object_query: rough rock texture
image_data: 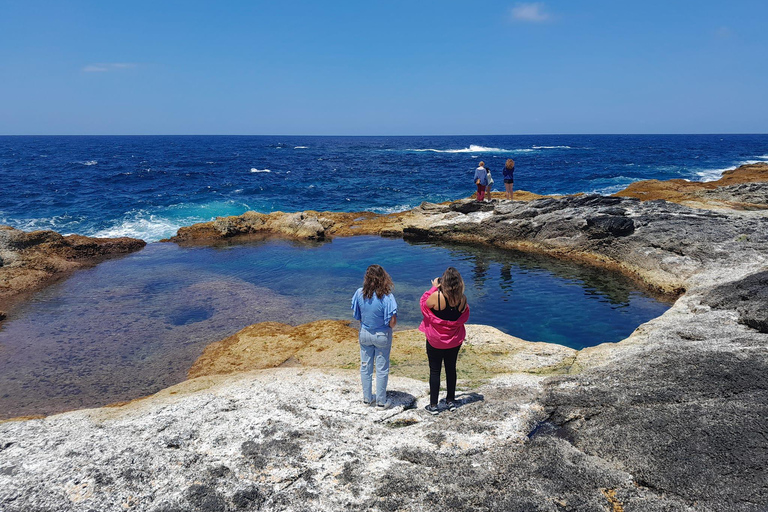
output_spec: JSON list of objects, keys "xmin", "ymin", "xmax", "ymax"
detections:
[
  {"xmin": 188, "ymin": 321, "xmax": 577, "ymax": 382},
  {"xmin": 401, "ymin": 193, "xmax": 768, "ymax": 295},
  {"xmin": 0, "ymin": 226, "xmax": 146, "ymax": 323},
  {"xmin": 700, "ymin": 270, "xmax": 768, "ymax": 333},
  {"xmin": 164, "ymin": 190, "xmax": 550, "ymax": 245},
  {"xmin": 2, "ymin": 165, "xmax": 768, "ymax": 510},
  {"xmin": 615, "ymin": 162, "xmax": 768, "ymax": 210}
]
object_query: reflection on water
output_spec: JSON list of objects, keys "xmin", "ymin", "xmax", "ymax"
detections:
[{"xmin": 0, "ymin": 236, "xmax": 672, "ymax": 419}]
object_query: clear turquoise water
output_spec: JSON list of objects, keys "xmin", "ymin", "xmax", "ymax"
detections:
[{"xmin": 0, "ymin": 236, "xmax": 671, "ymax": 419}]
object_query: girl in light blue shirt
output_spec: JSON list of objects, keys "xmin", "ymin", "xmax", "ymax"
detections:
[{"xmin": 351, "ymin": 264, "xmax": 397, "ymax": 408}]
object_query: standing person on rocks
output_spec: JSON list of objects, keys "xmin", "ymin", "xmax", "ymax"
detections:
[
  {"xmin": 351, "ymin": 264, "xmax": 398, "ymax": 409},
  {"xmin": 503, "ymin": 159, "xmax": 515, "ymax": 200},
  {"xmin": 419, "ymin": 267, "xmax": 470, "ymax": 415},
  {"xmin": 474, "ymin": 161, "xmax": 489, "ymax": 202},
  {"xmin": 485, "ymin": 164, "xmax": 494, "ymax": 200}
]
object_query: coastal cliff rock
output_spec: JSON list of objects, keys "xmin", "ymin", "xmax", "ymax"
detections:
[
  {"xmin": 2, "ymin": 164, "xmax": 768, "ymax": 511},
  {"xmin": 615, "ymin": 162, "xmax": 768, "ymax": 210},
  {"xmin": 2, "ymin": 284, "xmax": 766, "ymax": 511},
  {"xmin": 0, "ymin": 226, "xmax": 146, "ymax": 323}
]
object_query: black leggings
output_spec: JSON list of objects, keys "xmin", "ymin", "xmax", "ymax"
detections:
[{"xmin": 426, "ymin": 340, "xmax": 461, "ymax": 405}]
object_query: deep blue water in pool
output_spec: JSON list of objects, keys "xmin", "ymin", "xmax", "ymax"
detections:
[{"xmin": 0, "ymin": 236, "xmax": 671, "ymax": 419}]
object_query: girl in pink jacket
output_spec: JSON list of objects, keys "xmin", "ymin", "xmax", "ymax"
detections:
[{"xmin": 418, "ymin": 267, "xmax": 470, "ymax": 415}]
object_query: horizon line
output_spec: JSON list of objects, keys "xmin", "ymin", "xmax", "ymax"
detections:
[{"xmin": 1, "ymin": 132, "xmax": 767, "ymax": 137}]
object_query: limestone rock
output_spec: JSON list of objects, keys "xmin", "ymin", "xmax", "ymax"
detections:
[{"xmin": 701, "ymin": 270, "xmax": 768, "ymax": 333}]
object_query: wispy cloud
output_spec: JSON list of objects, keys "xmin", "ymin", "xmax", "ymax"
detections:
[
  {"xmin": 82, "ymin": 63, "xmax": 137, "ymax": 73},
  {"xmin": 510, "ymin": 2, "xmax": 551, "ymax": 23},
  {"xmin": 715, "ymin": 26, "xmax": 732, "ymax": 39}
]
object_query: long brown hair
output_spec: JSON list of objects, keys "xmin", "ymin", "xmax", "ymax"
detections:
[
  {"xmin": 505, "ymin": 159, "xmax": 515, "ymax": 171},
  {"xmin": 440, "ymin": 267, "xmax": 465, "ymax": 307},
  {"xmin": 362, "ymin": 264, "xmax": 394, "ymax": 300}
]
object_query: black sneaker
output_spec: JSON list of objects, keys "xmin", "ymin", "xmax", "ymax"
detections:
[
  {"xmin": 425, "ymin": 404, "xmax": 439, "ymax": 415},
  {"xmin": 446, "ymin": 401, "xmax": 458, "ymax": 412}
]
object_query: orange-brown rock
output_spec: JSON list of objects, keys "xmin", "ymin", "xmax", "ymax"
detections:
[
  {"xmin": 0, "ymin": 226, "xmax": 146, "ymax": 322},
  {"xmin": 165, "ymin": 190, "xmax": 548, "ymax": 244},
  {"xmin": 188, "ymin": 319, "xmax": 576, "ymax": 382},
  {"xmin": 614, "ymin": 162, "xmax": 768, "ymax": 209},
  {"xmin": 187, "ymin": 320, "xmax": 360, "ymax": 378}
]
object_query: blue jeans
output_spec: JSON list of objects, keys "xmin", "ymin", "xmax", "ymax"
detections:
[{"xmin": 359, "ymin": 327, "xmax": 392, "ymax": 405}]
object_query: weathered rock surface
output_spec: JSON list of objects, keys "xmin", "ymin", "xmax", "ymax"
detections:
[
  {"xmin": 2, "ymin": 164, "xmax": 768, "ymax": 511},
  {"xmin": 0, "ymin": 226, "xmax": 146, "ymax": 323},
  {"xmin": 189, "ymin": 321, "xmax": 577, "ymax": 382},
  {"xmin": 615, "ymin": 162, "xmax": 768, "ymax": 210}
]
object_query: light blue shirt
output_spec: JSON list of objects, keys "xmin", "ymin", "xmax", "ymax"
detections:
[
  {"xmin": 351, "ymin": 287, "xmax": 397, "ymax": 332},
  {"xmin": 474, "ymin": 166, "xmax": 488, "ymax": 186}
]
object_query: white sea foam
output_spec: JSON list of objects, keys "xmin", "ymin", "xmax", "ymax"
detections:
[
  {"xmin": 756, "ymin": 155, "xmax": 768, "ymax": 160},
  {"xmin": 692, "ymin": 159, "xmax": 765, "ymax": 182},
  {"xmin": 92, "ymin": 201, "xmax": 253, "ymax": 242},
  {"xmin": 585, "ymin": 176, "xmax": 642, "ymax": 195},
  {"xmin": 694, "ymin": 168, "xmax": 727, "ymax": 182},
  {"xmin": 294, "ymin": 146, "xmax": 308, "ymax": 149},
  {"xmin": 0, "ymin": 214, "xmax": 85, "ymax": 234},
  {"xmin": 368, "ymin": 204, "xmax": 415, "ymax": 215},
  {"xmin": 250, "ymin": 168, "xmax": 271, "ymax": 173},
  {"xmin": 78, "ymin": 160, "xmax": 98, "ymax": 166},
  {"xmin": 406, "ymin": 144, "xmax": 571, "ymax": 154},
  {"xmin": 93, "ymin": 216, "xmax": 183, "ymax": 242},
  {"xmin": 408, "ymin": 145, "xmax": 509, "ymax": 153}
]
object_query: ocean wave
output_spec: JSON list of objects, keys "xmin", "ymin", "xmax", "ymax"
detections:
[
  {"xmin": 76, "ymin": 160, "xmax": 98, "ymax": 166},
  {"xmin": 368, "ymin": 203, "xmax": 417, "ymax": 215},
  {"xmin": 92, "ymin": 216, "xmax": 183, "ymax": 242},
  {"xmin": 405, "ymin": 145, "xmax": 569, "ymax": 154},
  {"xmin": 755, "ymin": 155, "xmax": 768, "ymax": 160},
  {"xmin": 294, "ymin": 146, "xmax": 308, "ymax": 149},
  {"xmin": 92, "ymin": 201, "xmax": 253, "ymax": 242},
  {"xmin": 693, "ymin": 162, "xmax": 750, "ymax": 182},
  {"xmin": 0, "ymin": 213, "xmax": 87, "ymax": 234},
  {"xmin": 407, "ymin": 145, "xmax": 510, "ymax": 153},
  {"xmin": 251, "ymin": 168, "xmax": 271, "ymax": 173},
  {"xmin": 584, "ymin": 176, "xmax": 642, "ymax": 195}
]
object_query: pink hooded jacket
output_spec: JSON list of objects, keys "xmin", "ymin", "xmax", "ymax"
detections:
[{"xmin": 418, "ymin": 286, "xmax": 470, "ymax": 349}]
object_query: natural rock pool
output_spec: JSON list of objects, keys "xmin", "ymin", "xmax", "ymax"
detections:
[{"xmin": 0, "ymin": 236, "xmax": 671, "ymax": 419}]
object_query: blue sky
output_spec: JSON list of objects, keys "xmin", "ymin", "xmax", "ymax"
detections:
[{"xmin": 1, "ymin": 0, "xmax": 766, "ymax": 135}]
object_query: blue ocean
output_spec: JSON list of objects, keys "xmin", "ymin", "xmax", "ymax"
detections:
[
  {"xmin": 1, "ymin": 134, "xmax": 767, "ymax": 418},
  {"xmin": 2, "ymin": 135, "xmax": 767, "ymax": 242}
]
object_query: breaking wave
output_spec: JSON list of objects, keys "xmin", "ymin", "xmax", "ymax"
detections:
[{"xmin": 407, "ymin": 145, "xmax": 510, "ymax": 153}]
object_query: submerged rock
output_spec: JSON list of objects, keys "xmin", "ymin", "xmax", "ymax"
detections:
[{"xmin": 0, "ymin": 226, "xmax": 146, "ymax": 323}]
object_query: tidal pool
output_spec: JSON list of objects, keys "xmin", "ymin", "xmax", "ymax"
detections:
[{"xmin": 0, "ymin": 236, "xmax": 672, "ymax": 419}]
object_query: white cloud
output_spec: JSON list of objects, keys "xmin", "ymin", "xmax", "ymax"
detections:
[
  {"xmin": 82, "ymin": 63, "xmax": 137, "ymax": 73},
  {"xmin": 510, "ymin": 2, "xmax": 550, "ymax": 23}
]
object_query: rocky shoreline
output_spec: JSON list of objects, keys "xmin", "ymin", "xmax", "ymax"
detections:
[
  {"xmin": 1, "ymin": 164, "xmax": 767, "ymax": 511},
  {"xmin": 0, "ymin": 227, "xmax": 146, "ymax": 325}
]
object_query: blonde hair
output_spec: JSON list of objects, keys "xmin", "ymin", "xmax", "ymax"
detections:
[
  {"xmin": 505, "ymin": 159, "xmax": 515, "ymax": 170},
  {"xmin": 478, "ymin": 161, "xmax": 485, "ymax": 167}
]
